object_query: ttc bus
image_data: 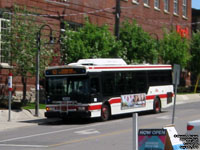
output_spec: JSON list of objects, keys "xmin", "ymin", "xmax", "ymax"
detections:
[{"xmin": 44, "ymin": 58, "xmax": 174, "ymax": 121}]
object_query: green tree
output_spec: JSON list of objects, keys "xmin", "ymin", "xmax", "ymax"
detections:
[
  {"xmin": 159, "ymin": 31, "xmax": 190, "ymax": 67},
  {"xmin": 3, "ymin": 6, "xmax": 54, "ymax": 102},
  {"xmin": 119, "ymin": 20, "xmax": 158, "ymax": 64},
  {"xmin": 190, "ymin": 31, "xmax": 200, "ymax": 93},
  {"xmin": 60, "ymin": 20, "xmax": 122, "ymax": 64}
]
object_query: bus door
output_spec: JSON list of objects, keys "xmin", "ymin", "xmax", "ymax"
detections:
[{"xmin": 90, "ymin": 76, "xmax": 102, "ymax": 103}]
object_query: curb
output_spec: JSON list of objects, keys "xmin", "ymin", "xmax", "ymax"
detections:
[
  {"xmin": 176, "ymin": 94, "xmax": 200, "ymax": 102},
  {"xmin": 0, "ymin": 109, "xmax": 45, "ymax": 122}
]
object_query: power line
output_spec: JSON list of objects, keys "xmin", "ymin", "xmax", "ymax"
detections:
[{"xmin": 3, "ymin": 0, "xmax": 200, "ymax": 29}]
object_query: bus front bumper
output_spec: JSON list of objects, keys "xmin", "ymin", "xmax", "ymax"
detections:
[{"xmin": 45, "ymin": 111, "xmax": 91, "ymax": 119}]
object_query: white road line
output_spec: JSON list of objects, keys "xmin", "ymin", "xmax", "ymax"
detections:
[
  {"xmin": 0, "ymin": 144, "xmax": 48, "ymax": 148},
  {"xmin": 0, "ymin": 119, "xmax": 123, "ymax": 143},
  {"xmin": 156, "ymin": 115, "xmax": 171, "ymax": 120},
  {"xmin": 74, "ymin": 129, "xmax": 100, "ymax": 135}
]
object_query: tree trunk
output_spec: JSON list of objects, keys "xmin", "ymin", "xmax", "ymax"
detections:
[
  {"xmin": 21, "ymin": 76, "xmax": 27, "ymax": 105},
  {"xmin": 194, "ymin": 74, "xmax": 200, "ymax": 93}
]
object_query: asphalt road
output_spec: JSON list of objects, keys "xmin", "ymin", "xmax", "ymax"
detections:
[{"xmin": 0, "ymin": 99, "xmax": 199, "ymax": 150}]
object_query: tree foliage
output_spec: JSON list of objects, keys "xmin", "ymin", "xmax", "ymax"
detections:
[
  {"xmin": 159, "ymin": 31, "xmax": 190, "ymax": 68},
  {"xmin": 3, "ymin": 6, "xmax": 54, "ymax": 101},
  {"xmin": 60, "ymin": 21, "xmax": 122, "ymax": 64},
  {"xmin": 190, "ymin": 31, "xmax": 200, "ymax": 75},
  {"xmin": 190, "ymin": 31, "xmax": 200, "ymax": 93},
  {"xmin": 119, "ymin": 20, "xmax": 158, "ymax": 64}
]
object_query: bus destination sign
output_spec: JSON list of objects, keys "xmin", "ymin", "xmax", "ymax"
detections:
[{"xmin": 46, "ymin": 68, "xmax": 86, "ymax": 75}]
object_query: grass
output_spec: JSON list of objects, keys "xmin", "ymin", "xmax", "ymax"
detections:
[{"xmin": 22, "ymin": 103, "xmax": 46, "ymax": 109}]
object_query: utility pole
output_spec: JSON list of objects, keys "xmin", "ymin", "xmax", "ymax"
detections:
[{"xmin": 114, "ymin": 0, "xmax": 121, "ymax": 40}]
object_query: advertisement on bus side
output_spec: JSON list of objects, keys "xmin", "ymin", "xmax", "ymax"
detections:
[{"xmin": 121, "ymin": 93, "xmax": 146, "ymax": 110}]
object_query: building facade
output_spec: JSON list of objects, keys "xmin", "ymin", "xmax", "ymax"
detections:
[{"xmin": 0, "ymin": 0, "xmax": 192, "ymax": 102}]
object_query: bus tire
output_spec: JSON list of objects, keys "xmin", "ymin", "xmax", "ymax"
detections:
[
  {"xmin": 101, "ymin": 104, "xmax": 111, "ymax": 121},
  {"xmin": 153, "ymin": 97, "xmax": 161, "ymax": 113}
]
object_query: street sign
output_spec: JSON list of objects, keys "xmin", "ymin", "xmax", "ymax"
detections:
[
  {"xmin": 164, "ymin": 126, "xmax": 185, "ymax": 150},
  {"xmin": 138, "ymin": 129, "xmax": 167, "ymax": 150},
  {"xmin": 173, "ymin": 64, "xmax": 181, "ymax": 85},
  {"xmin": 8, "ymin": 72, "xmax": 12, "ymax": 91}
]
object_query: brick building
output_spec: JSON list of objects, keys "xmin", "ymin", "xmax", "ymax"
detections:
[{"xmin": 0, "ymin": 0, "xmax": 192, "ymax": 102}]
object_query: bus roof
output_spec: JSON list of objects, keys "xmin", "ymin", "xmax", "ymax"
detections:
[
  {"xmin": 68, "ymin": 58, "xmax": 127, "ymax": 66},
  {"xmin": 45, "ymin": 59, "xmax": 172, "ymax": 74}
]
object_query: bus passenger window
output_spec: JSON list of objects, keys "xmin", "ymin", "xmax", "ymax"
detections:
[
  {"xmin": 102, "ymin": 73, "xmax": 114, "ymax": 96},
  {"xmin": 90, "ymin": 78, "xmax": 100, "ymax": 93}
]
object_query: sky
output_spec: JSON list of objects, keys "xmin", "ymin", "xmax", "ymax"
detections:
[{"xmin": 192, "ymin": 0, "xmax": 200, "ymax": 9}]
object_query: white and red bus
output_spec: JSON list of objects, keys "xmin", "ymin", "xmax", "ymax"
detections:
[{"xmin": 44, "ymin": 58, "xmax": 174, "ymax": 121}]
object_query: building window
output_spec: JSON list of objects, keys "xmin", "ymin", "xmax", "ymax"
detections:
[
  {"xmin": 143, "ymin": 0, "xmax": 149, "ymax": 6},
  {"xmin": 0, "ymin": 11, "xmax": 10, "ymax": 63},
  {"xmin": 182, "ymin": 0, "xmax": 187, "ymax": 17},
  {"xmin": 174, "ymin": 0, "xmax": 179, "ymax": 15},
  {"xmin": 154, "ymin": 0, "xmax": 160, "ymax": 9},
  {"xmin": 164, "ymin": 0, "xmax": 169, "ymax": 12}
]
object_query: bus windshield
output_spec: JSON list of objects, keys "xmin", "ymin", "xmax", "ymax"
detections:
[{"xmin": 46, "ymin": 76, "xmax": 90, "ymax": 103}]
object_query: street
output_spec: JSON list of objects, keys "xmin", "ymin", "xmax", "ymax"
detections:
[{"xmin": 0, "ymin": 99, "xmax": 199, "ymax": 150}]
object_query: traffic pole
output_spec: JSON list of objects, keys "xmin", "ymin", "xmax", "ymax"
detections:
[
  {"xmin": 8, "ymin": 72, "xmax": 12, "ymax": 122},
  {"xmin": 114, "ymin": 0, "xmax": 121, "ymax": 40},
  {"xmin": 133, "ymin": 113, "xmax": 138, "ymax": 150}
]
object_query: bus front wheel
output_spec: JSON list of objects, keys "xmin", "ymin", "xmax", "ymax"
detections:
[
  {"xmin": 153, "ymin": 98, "xmax": 161, "ymax": 113},
  {"xmin": 101, "ymin": 104, "xmax": 111, "ymax": 121}
]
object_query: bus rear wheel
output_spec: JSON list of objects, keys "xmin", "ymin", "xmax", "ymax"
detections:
[
  {"xmin": 101, "ymin": 104, "xmax": 110, "ymax": 121},
  {"xmin": 153, "ymin": 98, "xmax": 161, "ymax": 113}
]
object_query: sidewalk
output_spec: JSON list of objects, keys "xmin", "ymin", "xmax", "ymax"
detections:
[
  {"xmin": 0, "ymin": 109, "xmax": 46, "ymax": 131},
  {"xmin": 0, "ymin": 94, "xmax": 199, "ymax": 131}
]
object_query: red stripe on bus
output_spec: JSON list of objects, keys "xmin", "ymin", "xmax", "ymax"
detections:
[
  {"xmin": 109, "ymin": 98, "xmax": 121, "ymax": 104},
  {"xmin": 146, "ymin": 94, "xmax": 169, "ymax": 100},
  {"xmin": 87, "ymin": 93, "xmax": 173, "ymax": 111},
  {"xmin": 146, "ymin": 95, "xmax": 155, "ymax": 100},
  {"xmin": 89, "ymin": 66, "xmax": 172, "ymax": 70},
  {"xmin": 88, "ymin": 105, "xmax": 102, "ymax": 110}
]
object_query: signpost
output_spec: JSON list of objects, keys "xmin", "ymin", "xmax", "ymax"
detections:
[
  {"xmin": 133, "ymin": 113, "xmax": 138, "ymax": 150},
  {"xmin": 172, "ymin": 64, "xmax": 181, "ymax": 124},
  {"xmin": 8, "ymin": 72, "xmax": 12, "ymax": 122}
]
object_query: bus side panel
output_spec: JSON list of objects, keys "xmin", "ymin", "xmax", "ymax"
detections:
[
  {"xmin": 147, "ymin": 85, "xmax": 174, "ymax": 109},
  {"xmin": 88, "ymin": 103, "xmax": 102, "ymax": 118},
  {"xmin": 109, "ymin": 98, "xmax": 154, "ymax": 115},
  {"xmin": 109, "ymin": 85, "xmax": 174, "ymax": 116}
]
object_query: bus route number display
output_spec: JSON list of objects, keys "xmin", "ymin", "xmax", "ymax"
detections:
[{"xmin": 46, "ymin": 68, "xmax": 86, "ymax": 75}]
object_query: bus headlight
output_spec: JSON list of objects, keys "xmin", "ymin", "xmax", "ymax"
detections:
[{"xmin": 46, "ymin": 107, "xmax": 51, "ymax": 111}]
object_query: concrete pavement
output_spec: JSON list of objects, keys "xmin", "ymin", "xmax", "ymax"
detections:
[
  {"xmin": 0, "ymin": 109, "xmax": 46, "ymax": 131},
  {"xmin": 0, "ymin": 94, "xmax": 199, "ymax": 132}
]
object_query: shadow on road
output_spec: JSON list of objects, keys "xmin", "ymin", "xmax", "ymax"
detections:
[{"xmin": 19, "ymin": 109, "xmax": 169, "ymax": 127}]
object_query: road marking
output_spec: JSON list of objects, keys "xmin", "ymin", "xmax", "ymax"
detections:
[
  {"xmin": 0, "ymin": 119, "xmax": 123, "ymax": 143},
  {"xmin": 0, "ymin": 144, "xmax": 48, "ymax": 148},
  {"xmin": 49, "ymin": 128, "xmax": 131, "ymax": 147},
  {"xmin": 74, "ymin": 129, "xmax": 100, "ymax": 135},
  {"xmin": 156, "ymin": 115, "xmax": 171, "ymax": 120}
]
